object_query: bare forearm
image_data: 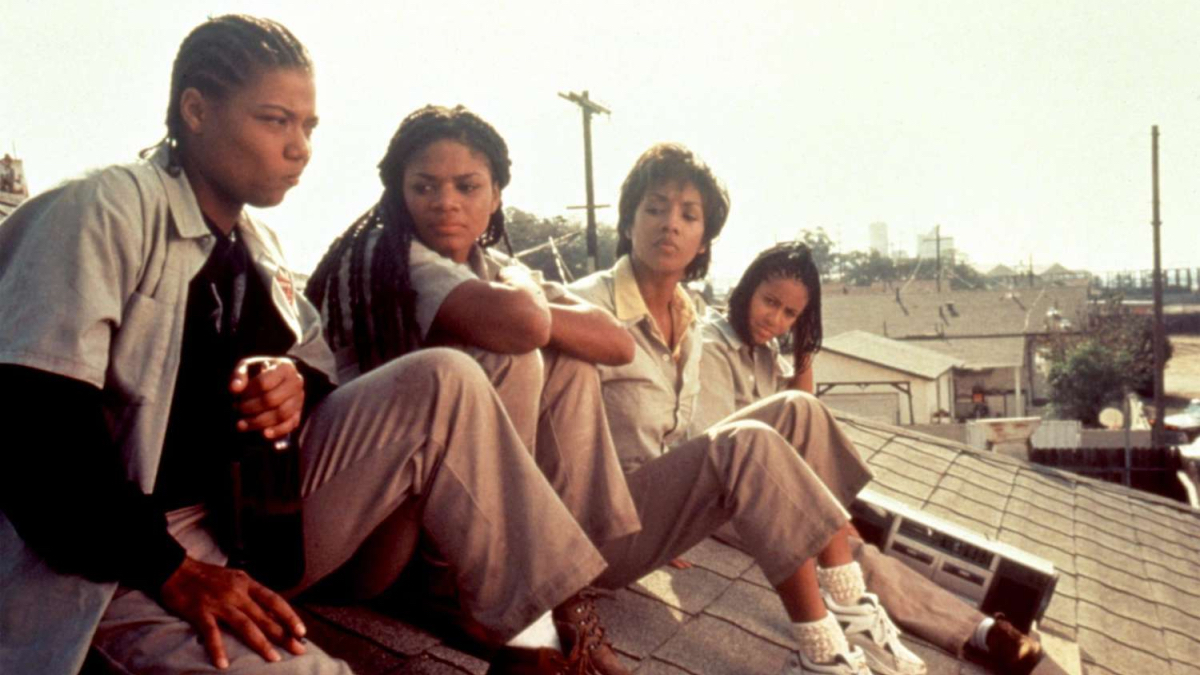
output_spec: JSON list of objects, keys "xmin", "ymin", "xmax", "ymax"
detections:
[
  {"xmin": 789, "ymin": 361, "xmax": 815, "ymax": 394},
  {"xmin": 433, "ymin": 279, "xmax": 552, "ymax": 353},
  {"xmin": 548, "ymin": 303, "xmax": 636, "ymax": 365}
]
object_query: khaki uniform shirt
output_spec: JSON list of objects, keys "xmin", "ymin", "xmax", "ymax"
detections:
[
  {"xmin": 328, "ymin": 236, "xmax": 566, "ymax": 381},
  {"xmin": 0, "ymin": 148, "xmax": 336, "ymax": 675},
  {"xmin": 691, "ymin": 309, "xmax": 794, "ymax": 435},
  {"xmin": 408, "ymin": 240, "xmax": 566, "ymax": 339},
  {"xmin": 568, "ymin": 256, "xmax": 701, "ymax": 473}
]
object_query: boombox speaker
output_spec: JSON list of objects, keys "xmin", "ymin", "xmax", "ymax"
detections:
[{"xmin": 850, "ymin": 489, "xmax": 1058, "ymax": 632}]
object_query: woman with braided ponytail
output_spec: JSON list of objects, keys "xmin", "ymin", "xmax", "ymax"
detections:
[
  {"xmin": 308, "ymin": 105, "xmax": 641, "ymax": 553},
  {"xmin": 694, "ymin": 244, "xmax": 1045, "ymax": 675},
  {"xmin": 0, "ymin": 17, "xmax": 631, "ymax": 675}
]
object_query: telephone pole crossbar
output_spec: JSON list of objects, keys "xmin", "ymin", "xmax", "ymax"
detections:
[{"xmin": 559, "ymin": 90, "xmax": 610, "ymax": 273}]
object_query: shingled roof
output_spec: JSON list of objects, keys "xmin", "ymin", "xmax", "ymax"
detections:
[
  {"xmin": 823, "ymin": 330, "xmax": 963, "ymax": 379},
  {"xmin": 294, "ymin": 412, "xmax": 1199, "ymax": 675},
  {"xmin": 822, "ymin": 286, "xmax": 1090, "ymax": 339},
  {"xmin": 904, "ymin": 336, "xmax": 1027, "ymax": 370}
]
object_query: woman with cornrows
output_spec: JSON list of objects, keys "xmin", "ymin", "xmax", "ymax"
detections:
[
  {"xmin": 0, "ymin": 17, "xmax": 629, "ymax": 675},
  {"xmin": 308, "ymin": 105, "xmax": 640, "ymax": 554}
]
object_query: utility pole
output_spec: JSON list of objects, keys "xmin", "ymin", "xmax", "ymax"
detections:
[
  {"xmin": 559, "ymin": 90, "xmax": 610, "ymax": 273},
  {"xmin": 935, "ymin": 224, "xmax": 942, "ymax": 293},
  {"xmin": 1151, "ymin": 125, "xmax": 1166, "ymax": 449}
]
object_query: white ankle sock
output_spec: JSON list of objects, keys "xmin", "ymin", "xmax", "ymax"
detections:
[
  {"xmin": 506, "ymin": 611, "xmax": 562, "ymax": 651},
  {"xmin": 792, "ymin": 611, "xmax": 850, "ymax": 664},
  {"xmin": 817, "ymin": 561, "xmax": 867, "ymax": 606},
  {"xmin": 970, "ymin": 617, "xmax": 996, "ymax": 651}
]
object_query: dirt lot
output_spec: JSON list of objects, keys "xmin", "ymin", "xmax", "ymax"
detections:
[{"xmin": 1165, "ymin": 334, "xmax": 1200, "ymax": 411}]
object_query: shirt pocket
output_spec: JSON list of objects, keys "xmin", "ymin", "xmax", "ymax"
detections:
[{"xmin": 106, "ymin": 290, "xmax": 176, "ymax": 407}]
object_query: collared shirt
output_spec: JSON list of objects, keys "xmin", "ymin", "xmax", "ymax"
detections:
[
  {"xmin": 327, "ymin": 235, "xmax": 568, "ymax": 382},
  {"xmin": 691, "ymin": 309, "xmax": 794, "ymax": 435},
  {"xmin": 0, "ymin": 148, "xmax": 337, "ymax": 675},
  {"xmin": 569, "ymin": 256, "xmax": 702, "ymax": 473},
  {"xmin": 408, "ymin": 239, "xmax": 566, "ymax": 340}
]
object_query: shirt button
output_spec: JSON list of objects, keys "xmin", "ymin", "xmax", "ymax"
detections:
[{"xmin": 662, "ymin": 354, "xmax": 670, "ymax": 362}]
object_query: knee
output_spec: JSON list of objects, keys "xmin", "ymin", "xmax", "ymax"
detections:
[
  {"xmin": 377, "ymin": 348, "xmax": 492, "ymax": 393},
  {"xmin": 470, "ymin": 347, "xmax": 544, "ymax": 390},
  {"xmin": 779, "ymin": 389, "xmax": 834, "ymax": 421},
  {"xmin": 711, "ymin": 420, "xmax": 794, "ymax": 465},
  {"xmin": 542, "ymin": 349, "xmax": 601, "ymax": 388}
]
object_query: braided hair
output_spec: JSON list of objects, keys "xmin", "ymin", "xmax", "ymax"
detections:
[
  {"xmin": 306, "ymin": 105, "xmax": 512, "ymax": 374},
  {"xmin": 727, "ymin": 241, "xmax": 823, "ymax": 370},
  {"xmin": 142, "ymin": 14, "xmax": 312, "ymax": 173},
  {"xmin": 615, "ymin": 143, "xmax": 730, "ymax": 281}
]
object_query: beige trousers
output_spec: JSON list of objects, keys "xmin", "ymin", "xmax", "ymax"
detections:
[
  {"xmin": 706, "ymin": 391, "xmax": 980, "ymax": 653},
  {"xmin": 597, "ymin": 419, "xmax": 856, "ymax": 589},
  {"xmin": 468, "ymin": 348, "xmax": 640, "ymax": 547},
  {"xmin": 91, "ymin": 349, "xmax": 607, "ymax": 674}
]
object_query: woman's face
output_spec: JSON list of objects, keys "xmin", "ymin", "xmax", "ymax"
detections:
[
  {"xmin": 403, "ymin": 138, "xmax": 501, "ymax": 263},
  {"xmin": 183, "ymin": 67, "xmax": 317, "ymax": 214},
  {"xmin": 746, "ymin": 276, "xmax": 810, "ymax": 346},
  {"xmin": 627, "ymin": 180, "xmax": 706, "ymax": 279}
]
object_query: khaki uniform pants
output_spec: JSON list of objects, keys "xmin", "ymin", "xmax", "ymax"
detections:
[
  {"xmin": 708, "ymin": 391, "xmax": 980, "ymax": 653},
  {"xmin": 90, "ymin": 349, "xmax": 607, "ymax": 674},
  {"xmin": 469, "ymin": 348, "xmax": 640, "ymax": 546}
]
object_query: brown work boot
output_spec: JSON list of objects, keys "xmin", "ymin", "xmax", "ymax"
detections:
[
  {"xmin": 985, "ymin": 615, "xmax": 1043, "ymax": 675},
  {"xmin": 552, "ymin": 590, "xmax": 631, "ymax": 675}
]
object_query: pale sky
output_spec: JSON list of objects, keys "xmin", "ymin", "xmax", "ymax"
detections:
[{"xmin": 4, "ymin": 0, "xmax": 1198, "ymax": 282}]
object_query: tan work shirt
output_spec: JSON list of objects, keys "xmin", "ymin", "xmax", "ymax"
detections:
[
  {"xmin": 691, "ymin": 309, "xmax": 794, "ymax": 435},
  {"xmin": 568, "ymin": 256, "xmax": 701, "ymax": 473},
  {"xmin": 408, "ymin": 240, "xmax": 566, "ymax": 339},
  {"xmin": 0, "ymin": 148, "xmax": 336, "ymax": 675}
]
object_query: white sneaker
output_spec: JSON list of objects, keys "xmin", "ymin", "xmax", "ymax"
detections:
[
  {"xmin": 780, "ymin": 645, "xmax": 873, "ymax": 674},
  {"xmin": 824, "ymin": 592, "xmax": 926, "ymax": 675}
]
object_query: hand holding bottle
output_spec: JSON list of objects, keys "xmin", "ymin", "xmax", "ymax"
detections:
[{"xmin": 229, "ymin": 357, "xmax": 305, "ymax": 442}]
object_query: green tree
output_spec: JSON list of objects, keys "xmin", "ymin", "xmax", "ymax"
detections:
[
  {"xmin": 842, "ymin": 250, "xmax": 897, "ymax": 287},
  {"xmin": 798, "ymin": 228, "xmax": 837, "ymax": 280},
  {"xmin": 1047, "ymin": 340, "xmax": 1129, "ymax": 426},
  {"xmin": 503, "ymin": 207, "xmax": 619, "ymax": 282},
  {"xmin": 1045, "ymin": 299, "xmax": 1173, "ymax": 422}
]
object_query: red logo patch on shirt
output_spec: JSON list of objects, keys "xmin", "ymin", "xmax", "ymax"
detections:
[{"xmin": 277, "ymin": 269, "xmax": 296, "ymax": 307}]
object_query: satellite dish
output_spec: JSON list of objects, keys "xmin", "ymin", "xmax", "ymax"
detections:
[{"xmin": 1099, "ymin": 407, "xmax": 1124, "ymax": 430}]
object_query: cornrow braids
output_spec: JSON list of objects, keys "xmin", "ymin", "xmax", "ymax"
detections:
[
  {"xmin": 145, "ymin": 14, "xmax": 311, "ymax": 173},
  {"xmin": 615, "ymin": 143, "xmax": 730, "ymax": 282},
  {"xmin": 307, "ymin": 105, "xmax": 513, "ymax": 375},
  {"xmin": 727, "ymin": 241, "xmax": 823, "ymax": 369}
]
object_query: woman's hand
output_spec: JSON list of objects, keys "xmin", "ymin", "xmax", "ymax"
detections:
[
  {"xmin": 230, "ymin": 357, "xmax": 305, "ymax": 441},
  {"xmin": 159, "ymin": 557, "xmax": 306, "ymax": 669}
]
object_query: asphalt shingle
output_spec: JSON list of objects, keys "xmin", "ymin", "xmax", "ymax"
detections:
[{"xmin": 293, "ymin": 410, "xmax": 1200, "ymax": 675}]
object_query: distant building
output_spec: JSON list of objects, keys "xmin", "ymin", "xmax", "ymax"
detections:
[
  {"xmin": 820, "ymin": 285, "xmax": 1091, "ymax": 419},
  {"xmin": 0, "ymin": 154, "xmax": 29, "ymax": 221},
  {"xmin": 868, "ymin": 221, "xmax": 888, "ymax": 257}
]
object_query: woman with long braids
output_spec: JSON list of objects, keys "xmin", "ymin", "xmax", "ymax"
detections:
[
  {"xmin": 308, "ymin": 104, "xmax": 640, "ymax": 550},
  {"xmin": 567, "ymin": 143, "xmax": 887, "ymax": 675},
  {"xmin": 0, "ymin": 17, "xmax": 634, "ymax": 675},
  {"xmin": 695, "ymin": 243, "xmax": 1045, "ymax": 675}
]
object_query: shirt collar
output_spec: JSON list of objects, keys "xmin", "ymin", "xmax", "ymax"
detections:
[
  {"xmin": 710, "ymin": 308, "xmax": 781, "ymax": 359},
  {"xmin": 612, "ymin": 255, "xmax": 649, "ymax": 322},
  {"xmin": 612, "ymin": 255, "xmax": 698, "ymax": 355}
]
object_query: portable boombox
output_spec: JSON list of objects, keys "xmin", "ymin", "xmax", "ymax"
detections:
[{"xmin": 850, "ymin": 489, "xmax": 1058, "ymax": 632}]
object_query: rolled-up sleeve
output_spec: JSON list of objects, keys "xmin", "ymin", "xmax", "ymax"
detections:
[{"xmin": 408, "ymin": 239, "xmax": 478, "ymax": 339}]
